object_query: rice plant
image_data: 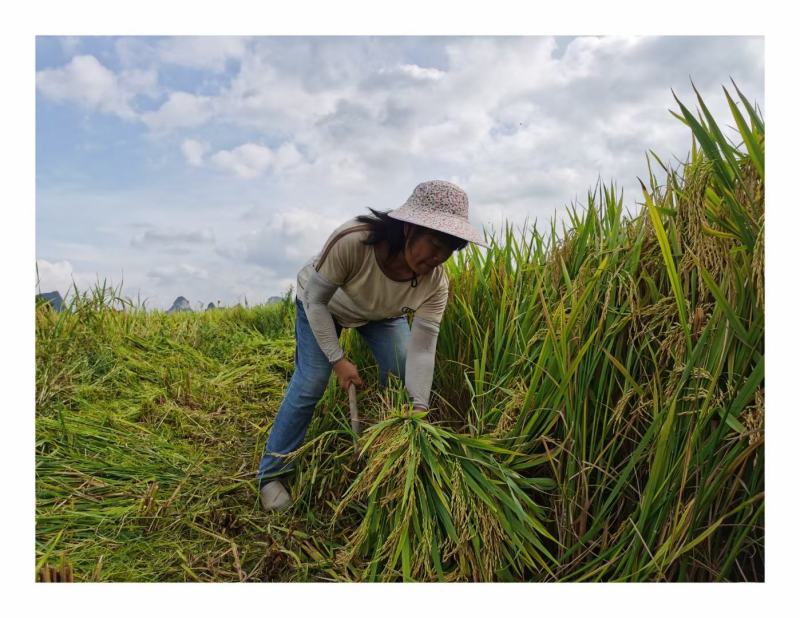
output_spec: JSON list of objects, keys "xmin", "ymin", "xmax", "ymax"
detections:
[{"xmin": 328, "ymin": 393, "xmax": 559, "ymax": 582}]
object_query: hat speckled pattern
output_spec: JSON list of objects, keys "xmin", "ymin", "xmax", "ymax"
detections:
[{"xmin": 387, "ymin": 180, "xmax": 489, "ymax": 248}]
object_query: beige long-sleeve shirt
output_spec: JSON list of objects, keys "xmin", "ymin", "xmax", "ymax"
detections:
[
  {"xmin": 296, "ymin": 218, "xmax": 449, "ymax": 326},
  {"xmin": 296, "ymin": 218, "xmax": 449, "ymax": 409}
]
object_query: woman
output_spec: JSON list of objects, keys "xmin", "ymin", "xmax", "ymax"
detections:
[{"xmin": 257, "ymin": 179, "xmax": 488, "ymax": 511}]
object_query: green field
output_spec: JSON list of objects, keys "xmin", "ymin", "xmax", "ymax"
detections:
[{"xmin": 35, "ymin": 84, "xmax": 764, "ymax": 582}]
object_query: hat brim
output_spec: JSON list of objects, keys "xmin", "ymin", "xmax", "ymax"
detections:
[{"xmin": 387, "ymin": 208, "xmax": 490, "ymax": 249}]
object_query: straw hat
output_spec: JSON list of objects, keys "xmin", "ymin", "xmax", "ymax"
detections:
[{"xmin": 387, "ymin": 180, "xmax": 489, "ymax": 249}]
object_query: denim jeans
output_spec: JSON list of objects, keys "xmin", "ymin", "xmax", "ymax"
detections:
[{"xmin": 257, "ymin": 297, "xmax": 411, "ymax": 482}]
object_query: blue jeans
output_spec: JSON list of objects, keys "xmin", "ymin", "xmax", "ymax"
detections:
[{"xmin": 257, "ymin": 297, "xmax": 411, "ymax": 482}]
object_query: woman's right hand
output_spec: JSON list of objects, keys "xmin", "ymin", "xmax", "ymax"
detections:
[{"xmin": 332, "ymin": 357, "xmax": 363, "ymax": 392}]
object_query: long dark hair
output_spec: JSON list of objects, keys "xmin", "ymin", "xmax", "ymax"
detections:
[{"xmin": 354, "ymin": 207, "xmax": 469, "ymax": 258}]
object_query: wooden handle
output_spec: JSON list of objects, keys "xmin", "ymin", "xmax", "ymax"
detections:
[{"xmin": 348, "ymin": 383, "xmax": 360, "ymax": 436}]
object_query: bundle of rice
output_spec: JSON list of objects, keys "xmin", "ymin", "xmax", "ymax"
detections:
[{"xmin": 331, "ymin": 408, "xmax": 560, "ymax": 582}]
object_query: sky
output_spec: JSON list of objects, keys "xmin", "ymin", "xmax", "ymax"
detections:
[{"xmin": 35, "ymin": 35, "xmax": 764, "ymax": 311}]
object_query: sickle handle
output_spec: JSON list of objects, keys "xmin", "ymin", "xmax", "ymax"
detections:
[{"xmin": 348, "ymin": 383, "xmax": 361, "ymax": 443}]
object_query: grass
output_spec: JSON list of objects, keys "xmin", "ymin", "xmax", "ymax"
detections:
[{"xmin": 35, "ymin": 82, "xmax": 763, "ymax": 582}]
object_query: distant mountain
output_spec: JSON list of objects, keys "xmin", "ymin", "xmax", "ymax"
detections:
[
  {"xmin": 166, "ymin": 296, "xmax": 192, "ymax": 313},
  {"xmin": 266, "ymin": 296, "xmax": 283, "ymax": 305},
  {"xmin": 36, "ymin": 291, "xmax": 64, "ymax": 312},
  {"xmin": 206, "ymin": 302, "xmax": 217, "ymax": 311}
]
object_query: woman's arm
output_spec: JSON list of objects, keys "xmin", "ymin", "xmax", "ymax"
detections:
[
  {"xmin": 303, "ymin": 269, "xmax": 346, "ymax": 366},
  {"xmin": 404, "ymin": 317, "xmax": 440, "ymax": 410}
]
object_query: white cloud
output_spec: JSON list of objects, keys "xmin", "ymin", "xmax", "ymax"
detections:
[
  {"xmin": 273, "ymin": 143, "xmax": 304, "ymax": 170},
  {"xmin": 157, "ymin": 36, "xmax": 249, "ymax": 72},
  {"xmin": 210, "ymin": 41, "xmax": 350, "ymax": 134},
  {"xmin": 36, "ymin": 55, "xmax": 159, "ymax": 120},
  {"xmin": 35, "ymin": 259, "xmax": 73, "ymax": 294},
  {"xmin": 131, "ymin": 227, "xmax": 215, "ymax": 248},
  {"xmin": 57, "ymin": 36, "xmax": 81, "ymax": 57},
  {"xmin": 210, "ymin": 143, "xmax": 271, "ymax": 179},
  {"xmin": 365, "ymin": 63, "xmax": 446, "ymax": 88},
  {"xmin": 141, "ymin": 91, "xmax": 215, "ymax": 131},
  {"xmin": 146, "ymin": 263, "xmax": 209, "ymax": 285},
  {"xmin": 181, "ymin": 139, "xmax": 210, "ymax": 166},
  {"xmin": 114, "ymin": 38, "xmax": 158, "ymax": 68},
  {"xmin": 209, "ymin": 141, "xmax": 304, "ymax": 179},
  {"xmin": 555, "ymin": 36, "xmax": 647, "ymax": 83},
  {"xmin": 218, "ymin": 207, "xmax": 333, "ymax": 272},
  {"xmin": 118, "ymin": 67, "xmax": 159, "ymax": 99},
  {"xmin": 395, "ymin": 63, "xmax": 445, "ymax": 81},
  {"xmin": 35, "ymin": 259, "xmax": 96, "ymax": 298},
  {"xmin": 321, "ymin": 152, "xmax": 371, "ymax": 190},
  {"xmin": 409, "ymin": 113, "xmax": 492, "ymax": 162}
]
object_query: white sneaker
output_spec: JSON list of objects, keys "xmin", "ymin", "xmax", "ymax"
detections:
[{"xmin": 260, "ymin": 480, "xmax": 291, "ymax": 512}]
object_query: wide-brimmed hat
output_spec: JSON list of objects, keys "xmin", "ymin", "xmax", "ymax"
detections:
[{"xmin": 387, "ymin": 180, "xmax": 489, "ymax": 249}]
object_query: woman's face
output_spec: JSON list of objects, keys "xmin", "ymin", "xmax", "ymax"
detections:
[{"xmin": 402, "ymin": 223, "xmax": 454, "ymax": 276}]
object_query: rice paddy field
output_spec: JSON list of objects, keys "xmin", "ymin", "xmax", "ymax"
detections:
[{"xmin": 35, "ymin": 85, "xmax": 764, "ymax": 582}]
